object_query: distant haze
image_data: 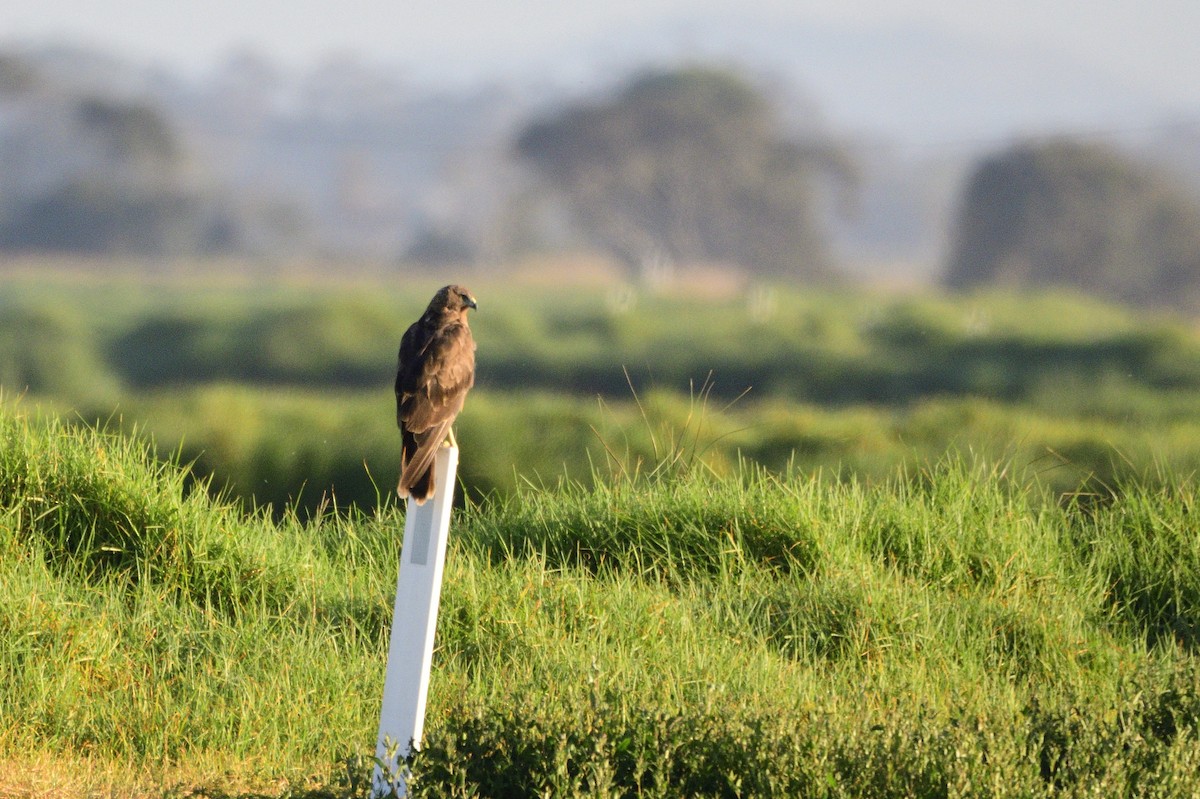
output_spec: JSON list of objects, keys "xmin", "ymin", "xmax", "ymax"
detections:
[
  {"xmin": 2, "ymin": 1, "xmax": 1199, "ymax": 144},
  {"xmin": 3, "ymin": 1, "xmax": 1199, "ymax": 280}
]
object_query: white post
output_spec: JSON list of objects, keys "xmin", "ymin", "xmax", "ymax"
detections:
[{"xmin": 374, "ymin": 445, "xmax": 459, "ymax": 798}]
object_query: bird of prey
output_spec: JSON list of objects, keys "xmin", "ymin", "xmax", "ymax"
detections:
[{"xmin": 395, "ymin": 285, "xmax": 477, "ymax": 504}]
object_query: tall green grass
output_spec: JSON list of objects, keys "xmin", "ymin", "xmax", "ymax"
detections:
[
  {"xmin": 84, "ymin": 383, "xmax": 1200, "ymax": 518},
  {"xmin": 5, "ymin": 274, "xmax": 1200, "ymax": 515},
  {"xmin": 0, "ymin": 401, "xmax": 392, "ymax": 787},
  {"xmin": 4, "ymin": 276, "xmax": 1199, "ymax": 405},
  {"xmin": 4, "ymin": 399, "xmax": 1200, "ymax": 796}
]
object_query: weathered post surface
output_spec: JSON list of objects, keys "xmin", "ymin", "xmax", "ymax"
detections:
[{"xmin": 374, "ymin": 445, "xmax": 458, "ymax": 798}]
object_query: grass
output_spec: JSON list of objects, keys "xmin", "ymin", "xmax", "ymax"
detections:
[
  {"xmin": 4, "ymin": 270, "xmax": 1200, "ymax": 794},
  {"xmin": 4, "ymin": 271, "xmax": 1200, "ymax": 515},
  {"xmin": 70, "ymin": 382, "xmax": 1200, "ymax": 519},
  {"xmin": 0, "ymin": 403, "xmax": 387, "ymax": 788},
  {"xmin": 3, "ymin": 274, "xmax": 1197, "ymax": 406},
  {"xmin": 4, "ymin": 398, "xmax": 1200, "ymax": 797}
]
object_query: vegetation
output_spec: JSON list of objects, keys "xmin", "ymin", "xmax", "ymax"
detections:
[
  {"xmin": 3, "ymin": 275, "xmax": 1200, "ymax": 514},
  {"xmin": 516, "ymin": 67, "xmax": 853, "ymax": 278},
  {"xmin": 3, "ymin": 398, "xmax": 1200, "ymax": 796},
  {"xmin": 3, "ymin": 271, "xmax": 1200, "ymax": 794},
  {"xmin": 0, "ymin": 55, "xmax": 296, "ymax": 259},
  {"xmin": 945, "ymin": 139, "xmax": 1200, "ymax": 311},
  {"xmin": 0, "ymin": 86, "xmax": 218, "ymax": 256}
]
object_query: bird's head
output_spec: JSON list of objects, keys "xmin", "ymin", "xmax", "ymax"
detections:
[{"xmin": 428, "ymin": 284, "xmax": 478, "ymax": 318}]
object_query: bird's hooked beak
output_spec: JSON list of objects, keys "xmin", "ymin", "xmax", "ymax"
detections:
[{"xmin": 464, "ymin": 295, "xmax": 478, "ymax": 310}]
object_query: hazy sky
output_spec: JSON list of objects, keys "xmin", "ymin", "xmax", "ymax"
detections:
[{"xmin": 3, "ymin": 0, "xmax": 1197, "ymax": 100}]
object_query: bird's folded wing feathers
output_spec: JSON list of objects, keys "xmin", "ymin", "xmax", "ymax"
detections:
[{"xmin": 402, "ymin": 325, "xmax": 475, "ymax": 432}]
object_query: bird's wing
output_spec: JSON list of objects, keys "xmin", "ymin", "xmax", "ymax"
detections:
[
  {"xmin": 395, "ymin": 320, "xmax": 426, "ymax": 427},
  {"xmin": 399, "ymin": 320, "xmax": 475, "ymax": 434}
]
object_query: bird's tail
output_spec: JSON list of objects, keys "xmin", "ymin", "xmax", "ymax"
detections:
[{"xmin": 397, "ymin": 423, "xmax": 450, "ymax": 504}]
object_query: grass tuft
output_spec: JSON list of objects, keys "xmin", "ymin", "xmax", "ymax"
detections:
[{"xmin": 3, "ymin": 397, "xmax": 1200, "ymax": 796}]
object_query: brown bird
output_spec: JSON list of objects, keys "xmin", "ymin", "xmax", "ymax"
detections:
[{"xmin": 395, "ymin": 285, "xmax": 477, "ymax": 504}]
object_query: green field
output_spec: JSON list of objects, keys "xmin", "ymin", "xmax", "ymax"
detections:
[
  {"xmin": 2, "ymin": 270, "xmax": 1200, "ymax": 796},
  {"xmin": 3, "ymin": 272, "xmax": 1200, "ymax": 511}
]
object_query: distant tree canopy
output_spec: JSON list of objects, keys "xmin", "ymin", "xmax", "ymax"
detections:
[
  {"xmin": 946, "ymin": 139, "xmax": 1200, "ymax": 310},
  {"xmin": 74, "ymin": 96, "xmax": 180, "ymax": 173},
  {"xmin": 0, "ymin": 94, "xmax": 215, "ymax": 255},
  {"xmin": 0, "ymin": 70, "xmax": 202, "ymax": 256},
  {"xmin": 2, "ymin": 179, "xmax": 223, "ymax": 255},
  {"xmin": 515, "ymin": 67, "xmax": 853, "ymax": 279},
  {"xmin": 0, "ymin": 69, "xmax": 274, "ymax": 257}
]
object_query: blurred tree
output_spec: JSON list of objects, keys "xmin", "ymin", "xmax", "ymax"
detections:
[
  {"xmin": 0, "ymin": 90, "xmax": 240, "ymax": 256},
  {"xmin": 74, "ymin": 96, "xmax": 180, "ymax": 178},
  {"xmin": 515, "ymin": 67, "xmax": 853, "ymax": 280},
  {"xmin": 946, "ymin": 139, "xmax": 1200, "ymax": 310},
  {"xmin": 0, "ymin": 53, "xmax": 39, "ymax": 96},
  {"xmin": 0, "ymin": 305, "xmax": 120, "ymax": 402},
  {"xmin": 1, "ymin": 179, "xmax": 211, "ymax": 255},
  {"xmin": 404, "ymin": 225, "xmax": 477, "ymax": 266}
]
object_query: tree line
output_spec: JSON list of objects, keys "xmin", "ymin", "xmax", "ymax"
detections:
[
  {"xmin": 2, "ymin": 52, "xmax": 1198, "ymax": 311},
  {"xmin": 513, "ymin": 66, "xmax": 1200, "ymax": 311}
]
